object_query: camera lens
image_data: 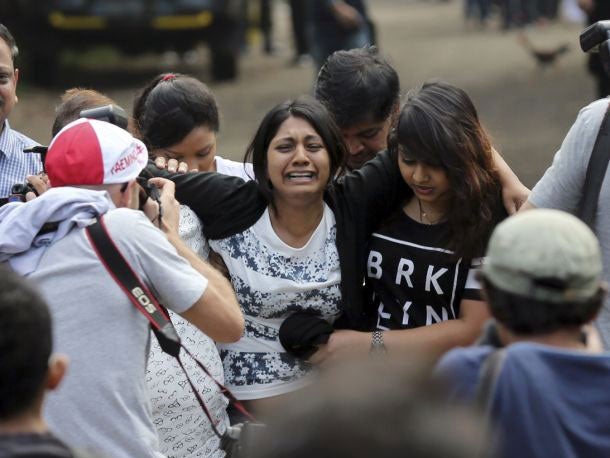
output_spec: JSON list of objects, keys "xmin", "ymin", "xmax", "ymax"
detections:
[{"xmin": 11, "ymin": 183, "xmax": 29, "ymax": 195}]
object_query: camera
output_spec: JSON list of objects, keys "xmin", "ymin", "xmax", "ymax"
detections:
[
  {"xmin": 137, "ymin": 174, "xmax": 161, "ymax": 206},
  {"xmin": 8, "ymin": 182, "xmax": 37, "ymax": 203},
  {"xmin": 580, "ymin": 20, "xmax": 610, "ymax": 76},
  {"xmin": 80, "ymin": 105, "xmax": 129, "ymax": 131},
  {"xmin": 5, "ymin": 145, "xmax": 48, "ymax": 203},
  {"xmin": 136, "ymin": 169, "xmax": 163, "ymax": 226}
]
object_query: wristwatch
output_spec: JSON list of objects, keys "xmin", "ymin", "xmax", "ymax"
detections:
[{"xmin": 370, "ymin": 330, "xmax": 387, "ymax": 357}]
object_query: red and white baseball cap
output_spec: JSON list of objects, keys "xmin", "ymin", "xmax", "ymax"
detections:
[{"xmin": 46, "ymin": 118, "xmax": 148, "ymax": 187}]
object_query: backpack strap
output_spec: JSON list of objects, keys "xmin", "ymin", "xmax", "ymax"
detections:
[
  {"xmin": 475, "ymin": 348, "xmax": 507, "ymax": 415},
  {"xmin": 70, "ymin": 448, "xmax": 105, "ymax": 458},
  {"xmin": 578, "ymin": 101, "xmax": 610, "ymax": 230}
]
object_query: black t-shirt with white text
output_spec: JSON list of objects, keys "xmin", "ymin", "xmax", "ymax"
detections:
[{"xmin": 365, "ymin": 210, "xmax": 482, "ymax": 331}]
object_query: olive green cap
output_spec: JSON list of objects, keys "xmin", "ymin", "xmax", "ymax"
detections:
[{"xmin": 483, "ymin": 209, "xmax": 602, "ymax": 303}]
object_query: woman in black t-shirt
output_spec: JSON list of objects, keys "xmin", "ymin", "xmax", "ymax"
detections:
[{"xmin": 311, "ymin": 81, "xmax": 506, "ymax": 364}]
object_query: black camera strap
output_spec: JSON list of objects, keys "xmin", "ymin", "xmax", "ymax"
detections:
[
  {"xmin": 85, "ymin": 215, "xmax": 255, "ymax": 437},
  {"xmin": 578, "ymin": 101, "xmax": 610, "ymax": 229}
]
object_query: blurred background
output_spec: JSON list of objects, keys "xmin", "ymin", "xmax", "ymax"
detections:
[{"xmin": 6, "ymin": 0, "xmax": 599, "ymax": 187}]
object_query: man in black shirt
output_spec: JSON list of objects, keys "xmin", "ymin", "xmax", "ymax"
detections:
[{"xmin": 314, "ymin": 46, "xmax": 400, "ymax": 171}]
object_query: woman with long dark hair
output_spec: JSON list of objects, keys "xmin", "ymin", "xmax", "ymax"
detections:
[
  {"xmin": 153, "ymin": 95, "xmax": 408, "ymax": 413},
  {"xmin": 392, "ymin": 81, "xmax": 503, "ymax": 260},
  {"xmin": 311, "ymin": 81, "xmax": 506, "ymax": 364}
]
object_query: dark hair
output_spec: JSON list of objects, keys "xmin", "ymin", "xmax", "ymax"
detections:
[
  {"xmin": 244, "ymin": 95, "xmax": 346, "ymax": 206},
  {"xmin": 389, "ymin": 80, "xmax": 503, "ymax": 259},
  {"xmin": 251, "ymin": 361, "xmax": 492, "ymax": 458},
  {"xmin": 52, "ymin": 88, "xmax": 117, "ymax": 137},
  {"xmin": 132, "ymin": 73, "xmax": 219, "ymax": 151},
  {"xmin": 0, "ymin": 24, "xmax": 18, "ymax": 66},
  {"xmin": 483, "ymin": 278, "xmax": 603, "ymax": 335},
  {"xmin": 314, "ymin": 46, "xmax": 400, "ymax": 129},
  {"xmin": 0, "ymin": 266, "xmax": 52, "ymax": 420}
]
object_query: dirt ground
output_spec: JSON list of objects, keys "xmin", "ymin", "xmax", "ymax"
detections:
[{"xmin": 10, "ymin": 0, "xmax": 594, "ymax": 188}]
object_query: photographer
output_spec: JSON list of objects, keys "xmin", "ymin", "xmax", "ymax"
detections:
[
  {"xmin": 520, "ymin": 20, "xmax": 610, "ymax": 351},
  {"xmin": 0, "ymin": 119, "xmax": 243, "ymax": 458},
  {"xmin": 521, "ymin": 96, "xmax": 610, "ymax": 349},
  {"xmin": 0, "ymin": 23, "xmax": 42, "ymax": 204}
]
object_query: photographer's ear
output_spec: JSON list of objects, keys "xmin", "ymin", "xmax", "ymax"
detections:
[
  {"xmin": 117, "ymin": 180, "xmax": 139, "ymax": 209},
  {"xmin": 46, "ymin": 354, "xmax": 69, "ymax": 392}
]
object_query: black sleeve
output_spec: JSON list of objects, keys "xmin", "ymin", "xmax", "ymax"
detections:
[
  {"xmin": 331, "ymin": 149, "xmax": 409, "ymax": 235},
  {"xmin": 145, "ymin": 162, "xmax": 267, "ymax": 239},
  {"xmin": 325, "ymin": 150, "xmax": 409, "ymax": 330}
]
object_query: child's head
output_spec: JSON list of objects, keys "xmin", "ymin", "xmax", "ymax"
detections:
[
  {"xmin": 315, "ymin": 47, "xmax": 400, "ymax": 170},
  {"xmin": 133, "ymin": 73, "xmax": 220, "ymax": 172},
  {"xmin": 390, "ymin": 80, "xmax": 502, "ymax": 258},
  {"xmin": 52, "ymin": 88, "xmax": 117, "ymax": 137},
  {"xmin": 251, "ymin": 361, "xmax": 490, "ymax": 458},
  {"xmin": 0, "ymin": 266, "xmax": 67, "ymax": 423}
]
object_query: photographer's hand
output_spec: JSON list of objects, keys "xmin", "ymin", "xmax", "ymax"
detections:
[
  {"xmin": 146, "ymin": 177, "xmax": 181, "ymax": 235},
  {"xmin": 25, "ymin": 173, "xmax": 50, "ymax": 201},
  {"xmin": 492, "ymin": 147, "xmax": 530, "ymax": 214}
]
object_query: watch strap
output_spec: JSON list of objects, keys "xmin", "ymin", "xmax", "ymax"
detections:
[{"xmin": 370, "ymin": 330, "xmax": 387, "ymax": 356}]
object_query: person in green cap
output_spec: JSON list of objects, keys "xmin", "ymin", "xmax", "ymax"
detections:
[{"xmin": 436, "ymin": 208, "xmax": 610, "ymax": 458}]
